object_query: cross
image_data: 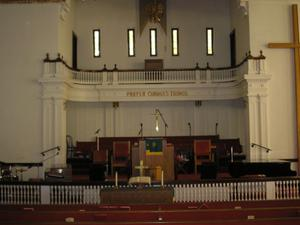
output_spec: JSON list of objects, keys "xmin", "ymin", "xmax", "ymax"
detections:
[
  {"xmin": 268, "ymin": 4, "xmax": 300, "ymax": 173},
  {"xmin": 135, "ymin": 160, "xmax": 149, "ymax": 176}
]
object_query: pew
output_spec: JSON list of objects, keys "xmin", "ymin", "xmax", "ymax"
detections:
[{"xmin": 0, "ymin": 201, "xmax": 300, "ymax": 224}]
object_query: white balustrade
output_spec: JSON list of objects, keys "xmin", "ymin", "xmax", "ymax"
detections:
[
  {"xmin": 43, "ymin": 59, "xmax": 261, "ymax": 86},
  {"xmin": 1, "ymin": 178, "xmax": 299, "ymax": 205}
]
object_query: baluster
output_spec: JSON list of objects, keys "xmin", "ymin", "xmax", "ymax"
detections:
[
  {"xmin": 297, "ymin": 180, "xmax": 300, "ymax": 199},
  {"xmin": 277, "ymin": 181, "xmax": 282, "ymax": 200},
  {"xmin": 0, "ymin": 185, "xmax": 3, "ymax": 204},
  {"xmin": 179, "ymin": 184, "xmax": 183, "ymax": 202},
  {"xmin": 56, "ymin": 185, "xmax": 61, "ymax": 205},
  {"xmin": 64, "ymin": 185, "xmax": 68, "ymax": 204},
  {"xmin": 206, "ymin": 183, "xmax": 209, "ymax": 202},
  {"xmin": 282, "ymin": 181, "xmax": 286, "ymax": 200},
  {"xmin": 199, "ymin": 183, "xmax": 204, "ymax": 202},
  {"xmin": 174, "ymin": 185, "xmax": 178, "ymax": 203},
  {"xmin": 71, "ymin": 186, "xmax": 75, "ymax": 204}
]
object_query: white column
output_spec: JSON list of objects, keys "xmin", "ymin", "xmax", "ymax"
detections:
[
  {"xmin": 258, "ymin": 95, "xmax": 270, "ymax": 160},
  {"xmin": 53, "ymin": 98, "xmax": 67, "ymax": 167},
  {"xmin": 42, "ymin": 98, "xmax": 54, "ymax": 173},
  {"xmin": 245, "ymin": 94, "xmax": 270, "ymax": 161},
  {"xmin": 41, "ymin": 97, "xmax": 67, "ymax": 171}
]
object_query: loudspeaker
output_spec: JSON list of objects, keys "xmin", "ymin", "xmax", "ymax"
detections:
[
  {"xmin": 200, "ymin": 163, "xmax": 217, "ymax": 179},
  {"xmin": 89, "ymin": 164, "xmax": 105, "ymax": 181}
]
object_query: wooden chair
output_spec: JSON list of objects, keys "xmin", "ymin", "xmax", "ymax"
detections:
[
  {"xmin": 93, "ymin": 150, "xmax": 107, "ymax": 164},
  {"xmin": 112, "ymin": 141, "xmax": 131, "ymax": 174},
  {"xmin": 194, "ymin": 139, "xmax": 212, "ymax": 174}
]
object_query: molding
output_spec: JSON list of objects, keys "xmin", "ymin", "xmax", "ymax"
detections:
[
  {"xmin": 59, "ymin": 0, "xmax": 70, "ymax": 21},
  {"xmin": 0, "ymin": 0, "xmax": 64, "ymax": 3},
  {"xmin": 239, "ymin": 0, "xmax": 249, "ymax": 16}
]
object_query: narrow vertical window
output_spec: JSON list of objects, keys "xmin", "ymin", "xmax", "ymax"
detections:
[
  {"xmin": 127, "ymin": 29, "xmax": 135, "ymax": 57},
  {"xmin": 150, "ymin": 28, "xmax": 157, "ymax": 56},
  {"xmin": 171, "ymin": 28, "xmax": 179, "ymax": 56},
  {"xmin": 206, "ymin": 28, "xmax": 214, "ymax": 55},
  {"xmin": 93, "ymin": 29, "xmax": 101, "ymax": 57}
]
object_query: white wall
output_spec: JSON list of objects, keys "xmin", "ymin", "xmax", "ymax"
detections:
[
  {"xmin": 0, "ymin": 3, "xmax": 60, "ymax": 178},
  {"xmin": 229, "ymin": 0, "xmax": 250, "ymax": 63},
  {"xmin": 66, "ymin": 99, "xmax": 247, "ymax": 146},
  {"xmin": 248, "ymin": 0, "xmax": 299, "ymax": 160},
  {"xmin": 74, "ymin": 0, "xmax": 231, "ymax": 70}
]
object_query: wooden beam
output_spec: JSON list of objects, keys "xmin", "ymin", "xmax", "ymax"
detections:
[
  {"xmin": 268, "ymin": 4, "xmax": 300, "ymax": 173},
  {"xmin": 268, "ymin": 43, "xmax": 300, "ymax": 48}
]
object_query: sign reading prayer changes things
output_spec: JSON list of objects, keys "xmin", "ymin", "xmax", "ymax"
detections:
[{"xmin": 145, "ymin": 139, "xmax": 163, "ymax": 155}]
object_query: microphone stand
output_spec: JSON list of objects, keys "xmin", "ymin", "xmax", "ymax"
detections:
[
  {"xmin": 138, "ymin": 123, "xmax": 143, "ymax": 137},
  {"xmin": 40, "ymin": 146, "xmax": 60, "ymax": 156},
  {"xmin": 188, "ymin": 122, "xmax": 191, "ymax": 136},
  {"xmin": 155, "ymin": 109, "xmax": 168, "ymax": 136},
  {"xmin": 95, "ymin": 128, "xmax": 101, "ymax": 151},
  {"xmin": 251, "ymin": 143, "xmax": 272, "ymax": 153},
  {"xmin": 42, "ymin": 152, "xmax": 60, "ymax": 163},
  {"xmin": 215, "ymin": 123, "xmax": 218, "ymax": 136}
]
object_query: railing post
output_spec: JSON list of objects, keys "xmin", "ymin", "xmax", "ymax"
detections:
[
  {"xmin": 258, "ymin": 59, "xmax": 266, "ymax": 74},
  {"xmin": 41, "ymin": 185, "xmax": 51, "ymax": 204},
  {"xmin": 43, "ymin": 62, "xmax": 50, "ymax": 75},
  {"xmin": 266, "ymin": 181, "xmax": 276, "ymax": 200},
  {"xmin": 113, "ymin": 71, "xmax": 118, "ymax": 85},
  {"xmin": 55, "ymin": 62, "xmax": 63, "ymax": 77},
  {"xmin": 195, "ymin": 70, "xmax": 201, "ymax": 84},
  {"xmin": 206, "ymin": 69, "xmax": 211, "ymax": 83},
  {"xmin": 102, "ymin": 71, "xmax": 108, "ymax": 85},
  {"xmin": 205, "ymin": 63, "xmax": 211, "ymax": 83}
]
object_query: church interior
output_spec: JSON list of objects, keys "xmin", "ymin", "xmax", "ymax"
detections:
[{"xmin": 1, "ymin": 0, "xmax": 300, "ymax": 224}]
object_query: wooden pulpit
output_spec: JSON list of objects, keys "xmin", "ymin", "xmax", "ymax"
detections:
[{"xmin": 131, "ymin": 139, "xmax": 174, "ymax": 181}]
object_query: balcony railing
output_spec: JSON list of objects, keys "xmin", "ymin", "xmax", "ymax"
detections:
[
  {"xmin": 42, "ymin": 51, "xmax": 266, "ymax": 86},
  {"xmin": 0, "ymin": 177, "xmax": 299, "ymax": 205}
]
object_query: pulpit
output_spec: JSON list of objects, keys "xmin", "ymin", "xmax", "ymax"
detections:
[{"xmin": 131, "ymin": 139, "xmax": 174, "ymax": 181}]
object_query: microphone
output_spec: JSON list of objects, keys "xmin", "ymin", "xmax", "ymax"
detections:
[
  {"xmin": 188, "ymin": 122, "xmax": 191, "ymax": 136},
  {"xmin": 215, "ymin": 122, "xmax": 218, "ymax": 135},
  {"xmin": 138, "ymin": 123, "xmax": 143, "ymax": 136},
  {"xmin": 95, "ymin": 128, "xmax": 101, "ymax": 135},
  {"xmin": 251, "ymin": 143, "xmax": 271, "ymax": 152},
  {"xmin": 57, "ymin": 146, "xmax": 60, "ymax": 151}
]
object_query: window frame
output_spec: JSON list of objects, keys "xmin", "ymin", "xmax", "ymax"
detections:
[
  {"xmin": 171, "ymin": 28, "xmax": 179, "ymax": 56},
  {"xmin": 127, "ymin": 29, "xmax": 136, "ymax": 57},
  {"xmin": 93, "ymin": 29, "xmax": 101, "ymax": 58},
  {"xmin": 206, "ymin": 27, "xmax": 214, "ymax": 56},
  {"xmin": 149, "ymin": 28, "xmax": 158, "ymax": 56}
]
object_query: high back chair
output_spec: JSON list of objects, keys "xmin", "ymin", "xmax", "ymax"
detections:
[
  {"xmin": 194, "ymin": 139, "xmax": 212, "ymax": 174},
  {"xmin": 112, "ymin": 141, "xmax": 131, "ymax": 175}
]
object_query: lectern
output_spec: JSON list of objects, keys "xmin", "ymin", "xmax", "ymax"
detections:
[{"xmin": 131, "ymin": 139, "xmax": 174, "ymax": 181}]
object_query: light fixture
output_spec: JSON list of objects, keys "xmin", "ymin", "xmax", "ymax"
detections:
[{"xmin": 155, "ymin": 109, "xmax": 159, "ymax": 132}]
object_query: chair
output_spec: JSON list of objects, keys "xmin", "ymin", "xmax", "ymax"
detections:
[
  {"xmin": 194, "ymin": 139, "xmax": 212, "ymax": 174},
  {"xmin": 112, "ymin": 141, "xmax": 131, "ymax": 175}
]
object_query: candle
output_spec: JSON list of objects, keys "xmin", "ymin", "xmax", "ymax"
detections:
[
  {"xmin": 115, "ymin": 171, "xmax": 118, "ymax": 187},
  {"xmin": 230, "ymin": 147, "xmax": 233, "ymax": 162},
  {"xmin": 161, "ymin": 170, "xmax": 164, "ymax": 186},
  {"xmin": 96, "ymin": 137, "xmax": 99, "ymax": 151}
]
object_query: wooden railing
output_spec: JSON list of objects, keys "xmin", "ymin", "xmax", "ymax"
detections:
[
  {"xmin": 42, "ymin": 52, "xmax": 266, "ymax": 86},
  {"xmin": 0, "ymin": 177, "xmax": 299, "ymax": 205}
]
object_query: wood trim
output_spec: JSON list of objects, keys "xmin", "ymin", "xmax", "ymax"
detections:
[{"xmin": 0, "ymin": 0, "xmax": 64, "ymax": 3}]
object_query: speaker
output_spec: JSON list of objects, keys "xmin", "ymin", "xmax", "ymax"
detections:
[
  {"xmin": 200, "ymin": 163, "xmax": 217, "ymax": 179},
  {"xmin": 89, "ymin": 164, "xmax": 105, "ymax": 181}
]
